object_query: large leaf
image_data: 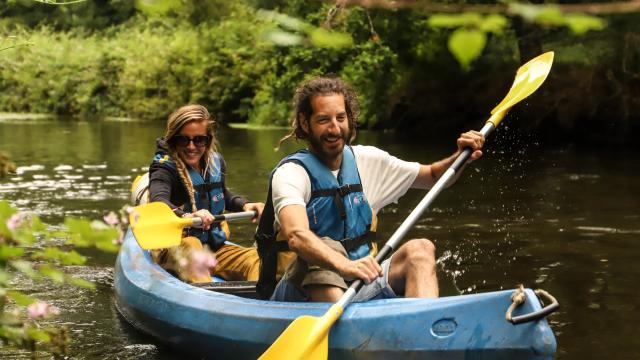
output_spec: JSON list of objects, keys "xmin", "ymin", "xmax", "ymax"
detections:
[
  {"xmin": 0, "ymin": 201, "xmax": 17, "ymax": 237},
  {"xmin": 67, "ymin": 277, "xmax": 96, "ymax": 290},
  {"xmin": 38, "ymin": 265, "xmax": 65, "ymax": 284},
  {"xmin": 309, "ymin": 29, "xmax": 353, "ymax": 49},
  {"xmin": 64, "ymin": 217, "xmax": 119, "ymax": 252},
  {"xmin": 25, "ymin": 327, "xmax": 51, "ymax": 343},
  {"xmin": 6, "ymin": 290, "xmax": 36, "ymax": 306},
  {"xmin": 33, "ymin": 247, "xmax": 86, "ymax": 266},
  {"xmin": 565, "ymin": 14, "xmax": 606, "ymax": 35},
  {"xmin": 262, "ymin": 29, "xmax": 304, "ymax": 47},
  {"xmin": 0, "ymin": 245, "xmax": 25, "ymax": 260},
  {"xmin": 9, "ymin": 260, "xmax": 40, "ymax": 279},
  {"xmin": 448, "ymin": 29, "xmax": 486, "ymax": 71}
]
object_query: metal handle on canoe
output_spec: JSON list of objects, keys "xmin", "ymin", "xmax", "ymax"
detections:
[{"xmin": 506, "ymin": 287, "xmax": 560, "ymax": 325}]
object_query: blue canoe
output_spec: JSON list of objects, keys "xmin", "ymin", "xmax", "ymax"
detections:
[{"xmin": 114, "ymin": 230, "xmax": 557, "ymax": 359}]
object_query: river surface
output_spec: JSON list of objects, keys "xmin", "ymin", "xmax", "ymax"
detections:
[{"xmin": 0, "ymin": 117, "xmax": 638, "ymax": 359}]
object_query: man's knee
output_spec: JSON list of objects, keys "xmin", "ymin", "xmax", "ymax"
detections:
[{"xmin": 403, "ymin": 238, "xmax": 436, "ymax": 265}]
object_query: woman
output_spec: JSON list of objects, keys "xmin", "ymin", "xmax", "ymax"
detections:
[{"xmin": 148, "ymin": 104, "xmax": 264, "ymax": 283}]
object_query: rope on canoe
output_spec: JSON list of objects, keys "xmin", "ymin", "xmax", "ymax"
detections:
[{"xmin": 505, "ymin": 284, "xmax": 526, "ymax": 322}]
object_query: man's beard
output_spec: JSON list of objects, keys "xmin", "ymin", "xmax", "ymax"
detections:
[{"xmin": 307, "ymin": 126, "xmax": 350, "ymax": 163}]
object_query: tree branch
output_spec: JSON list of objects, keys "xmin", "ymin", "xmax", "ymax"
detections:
[{"xmin": 339, "ymin": 0, "xmax": 640, "ymax": 15}]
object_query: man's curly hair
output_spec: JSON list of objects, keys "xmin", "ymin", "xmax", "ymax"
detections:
[{"xmin": 278, "ymin": 76, "xmax": 360, "ymax": 149}]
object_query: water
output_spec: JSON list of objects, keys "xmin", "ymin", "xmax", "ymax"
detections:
[{"xmin": 1, "ymin": 117, "xmax": 639, "ymax": 359}]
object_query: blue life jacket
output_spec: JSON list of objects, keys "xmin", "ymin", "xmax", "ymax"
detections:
[
  {"xmin": 280, "ymin": 146, "xmax": 373, "ymax": 260},
  {"xmin": 152, "ymin": 152, "xmax": 228, "ymax": 250}
]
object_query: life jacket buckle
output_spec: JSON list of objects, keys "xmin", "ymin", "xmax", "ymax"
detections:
[{"xmin": 337, "ymin": 184, "xmax": 352, "ymax": 197}]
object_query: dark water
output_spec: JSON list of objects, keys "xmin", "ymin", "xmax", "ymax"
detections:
[{"xmin": 0, "ymin": 118, "xmax": 638, "ymax": 359}]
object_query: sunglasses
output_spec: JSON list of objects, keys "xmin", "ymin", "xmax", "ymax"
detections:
[{"xmin": 170, "ymin": 135, "xmax": 212, "ymax": 148}]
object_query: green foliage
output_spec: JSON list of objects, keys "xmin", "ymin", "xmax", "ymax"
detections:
[
  {"xmin": 0, "ymin": 0, "xmax": 136, "ymax": 31},
  {"xmin": 0, "ymin": 0, "xmax": 618, "ymax": 129},
  {"xmin": 0, "ymin": 200, "xmax": 120, "ymax": 354}
]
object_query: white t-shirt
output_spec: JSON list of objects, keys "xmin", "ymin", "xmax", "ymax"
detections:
[{"xmin": 271, "ymin": 145, "xmax": 420, "ymax": 225}]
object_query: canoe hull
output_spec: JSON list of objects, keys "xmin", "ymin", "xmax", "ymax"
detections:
[{"xmin": 114, "ymin": 230, "xmax": 556, "ymax": 359}]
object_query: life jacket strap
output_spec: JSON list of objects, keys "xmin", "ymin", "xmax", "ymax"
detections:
[
  {"xmin": 340, "ymin": 231, "xmax": 375, "ymax": 253},
  {"xmin": 194, "ymin": 181, "xmax": 224, "ymax": 201},
  {"xmin": 311, "ymin": 183, "xmax": 363, "ymax": 220},
  {"xmin": 193, "ymin": 181, "xmax": 223, "ymax": 193}
]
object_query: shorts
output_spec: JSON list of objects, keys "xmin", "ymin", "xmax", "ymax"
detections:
[{"xmin": 270, "ymin": 237, "xmax": 396, "ymax": 302}]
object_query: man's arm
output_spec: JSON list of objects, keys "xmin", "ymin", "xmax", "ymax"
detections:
[
  {"xmin": 279, "ymin": 204, "xmax": 382, "ymax": 284},
  {"xmin": 412, "ymin": 130, "xmax": 485, "ymax": 189}
]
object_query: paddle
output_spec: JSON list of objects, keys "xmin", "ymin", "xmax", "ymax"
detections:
[
  {"xmin": 259, "ymin": 51, "xmax": 555, "ymax": 360},
  {"xmin": 128, "ymin": 201, "xmax": 256, "ymax": 250}
]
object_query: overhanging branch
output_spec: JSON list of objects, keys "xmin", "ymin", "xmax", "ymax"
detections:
[{"xmin": 337, "ymin": 0, "xmax": 640, "ymax": 15}]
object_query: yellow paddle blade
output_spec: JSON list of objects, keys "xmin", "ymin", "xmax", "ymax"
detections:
[
  {"xmin": 490, "ymin": 51, "xmax": 554, "ymax": 126},
  {"xmin": 260, "ymin": 304, "xmax": 343, "ymax": 360},
  {"xmin": 128, "ymin": 202, "xmax": 191, "ymax": 249}
]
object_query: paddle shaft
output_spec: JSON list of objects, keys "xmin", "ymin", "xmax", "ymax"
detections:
[
  {"xmin": 190, "ymin": 211, "xmax": 256, "ymax": 227},
  {"xmin": 336, "ymin": 113, "xmax": 504, "ymax": 309}
]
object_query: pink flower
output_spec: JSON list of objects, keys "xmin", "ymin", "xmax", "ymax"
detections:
[
  {"xmin": 6, "ymin": 214, "xmax": 23, "ymax": 231},
  {"xmin": 187, "ymin": 250, "xmax": 217, "ymax": 280},
  {"xmin": 103, "ymin": 212, "xmax": 119, "ymax": 226},
  {"xmin": 27, "ymin": 301, "xmax": 60, "ymax": 319}
]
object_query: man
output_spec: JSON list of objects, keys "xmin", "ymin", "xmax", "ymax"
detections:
[{"xmin": 266, "ymin": 76, "xmax": 484, "ymax": 302}]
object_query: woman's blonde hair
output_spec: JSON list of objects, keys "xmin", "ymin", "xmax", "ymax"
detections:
[{"xmin": 164, "ymin": 104, "xmax": 219, "ymax": 212}]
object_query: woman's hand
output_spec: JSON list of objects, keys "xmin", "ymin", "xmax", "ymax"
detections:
[
  {"xmin": 184, "ymin": 209, "xmax": 215, "ymax": 230},
  {"xmin": 243, "ymin": 202, "xmax": 265, "ymax": 222}
]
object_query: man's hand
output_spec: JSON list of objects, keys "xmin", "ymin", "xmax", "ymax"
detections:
[
  {"xmin": 456, "ymin": 130, "xmax": 485, "ymax": 163},
  {"xmin": 336, "ymin": 255, "xmax": 383, "ymax": 284},
  {"xmin": 243, "ymin": 202, "xmax": 265, "ymax": 222}
]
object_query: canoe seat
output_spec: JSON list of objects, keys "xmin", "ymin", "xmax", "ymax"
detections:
[{"xmin": 192, "ymin": 281, "xmax": 259, "ymax": 299}]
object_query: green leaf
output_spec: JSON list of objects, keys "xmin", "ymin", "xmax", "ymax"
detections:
[
  {"xmin": 309, "ymin": 29, "xmax": 353, "ymax": 49},
  {"xmin": 12, "ymin": 228, "xmax": 37, "ymax": 245},
  {"xmin": 9, "ymin": 260, "xmax": 40, "ymax": 279},
  {"xmin": 0, "ymin": 268, "xmax": 10, "ymax": 284},
  {"xmin": 64, "ymin": 217, "xmax": 119, "ymax": 252},
  {"xmin": 479, "ymin": 14, "xmax": 508, "ymax": 34},
  {"xmin": 135, "ymin": 0, "xmax": 181, "ymax": 16},
  {"xmin": 535, "ymin": 6, "xmax": 565, "ymax": 26},
  {"xmin": 262, "ymin": 28, "xmax": 304, "ymax": 46},
  {"xmin": 448, "ymin": 28, "xmax": 486, "ymax": 71},
  {"xmin": 25, "ymin": 327, "xmax": 51, "ymax": 343},
  {"xmin": 428, "ymin": 13, "xmax": 482, "ymax": 28},
  {"xmin": 257, "ymin": 10, "xmax": 309, "ymax": 32},
  {"xmin": 29, "ymin": 216, "xmax": 46, "ymax": 232},
  {"xmin": 509, "ymin": 3, "xmax": 543, "ymax": 23},
  {"xmin": 6, "ymin": 290, "xmax": 36, "ymax": 306},
  {"xmin": 0, "ymin": 201, "xmax": 17, "ymax": 237},
  {"xmin": 0, "ymin": 324, "xmax": 25, "ymax": 343},
  {"xmin": 0, "ymin": 245, "xmax": 25, "ymax": 260},
  {"xmin": 565, "ymin": 14, "xmax": 606, "ymax": 35},
  {"xmin": 0, "ymin": 200, "xmax": 17, "ymax": 220},
  {"xmin": 39, "ymin": 265, "xmax": 65, "ymax": 284},
  {"xmin": 34, "ymin": 247, "xmax": 86, "ymax": 265},
  {"xmin": 67, "ymin": 277, "xmax": 95, "ymax": 290}
]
